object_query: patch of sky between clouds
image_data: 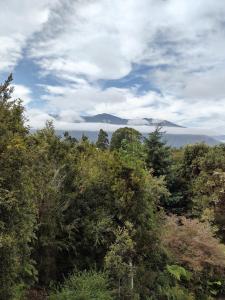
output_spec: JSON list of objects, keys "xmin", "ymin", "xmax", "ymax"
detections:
[
  {"xmin": 13, "ymin": 55, "xmax": 66, "ymax": 109},
  {"xmin": 98, "ymin": 63, "xmax": 162, "ymax": 95}
]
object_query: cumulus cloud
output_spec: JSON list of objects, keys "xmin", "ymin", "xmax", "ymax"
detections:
[
  {"xmin": 40, "ymin": 81, "xmax": 133, "ymax": 114},
  {"xmin": 29, "ymin": 0, "xmax": 225, "ymax": 82},
  {"xmin": 13, "ymin": 84, "xmax": 32, "ymax": 105},
  {"xmin": 0, "ymin": 0, "xmax": 56, "ymax": 73},
  {"xmin": 26, "ymin": 108, "xmax": 54, "ymax": 129}
]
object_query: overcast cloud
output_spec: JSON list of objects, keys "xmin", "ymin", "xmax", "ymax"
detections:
[{"xmin": 1, "ymin": 0, "xmax": 225, "ymax": 131}]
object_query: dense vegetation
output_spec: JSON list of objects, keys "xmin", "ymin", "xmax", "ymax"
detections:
[{"xmin": 1, "ymin": 75, "xmax": 225, "ymax": 299}]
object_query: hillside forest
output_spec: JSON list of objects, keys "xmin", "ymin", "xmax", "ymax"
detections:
[{"xmin": 1, "ymin": 74, "xmax": 225, "ymax": 300}]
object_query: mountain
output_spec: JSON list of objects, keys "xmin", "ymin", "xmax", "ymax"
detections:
[
  {"xmin": 82, "ymin": 113, "xmax": 127, "ymax": 124},
  {"xmin": 82, "ymin": 113, "xmax": 183, "ymax": 127},
  {"xmin": 143, "ymin": 118, "xmax": 183, "ymax": 127},
  {"xmin": 54, "ymin": 130, "xmax": 220, "ymax": 147},
  {"xmin": 214, "ymin": 135, "xmax": 225, "ymax": 143},
  {"xmin": 161, "ymin": 134, "xmax": 219, "ymax": 147},
  {"xmin": 47, "ymin": 113, "xmax": 223, "ymax": 147}
]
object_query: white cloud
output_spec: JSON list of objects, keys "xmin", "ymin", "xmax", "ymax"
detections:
[
  {"xmin": 36, "ymin": 81, "xmax": 225, "ymax": 130},
  {"xmin": 0, "ymin": 0, "xmax": 56, "ymax": 73},
  {"xmin": 29, "ymin": 0, "xmax": 225, "ymax": 81},
  {"xmin": 13, "ymin": 84, "xmax": 32, "ymax": 105},
  {"xmin": 58, "ymin": 110, "xmax": 84, "ymax": 123},
  {"xmin": 26, "ymin": 108, "xmax": 54, "ymax": 129},
  {"xmin": 40, "ymin": 81, "xmax": 133, "ymax": 114},
  {"xmin": 2, "ymin": 0, "xmax": 225, "ymax": 130},
  {"xmin": 26, "ymin": 116, "xmax": 221, "ymax": 136},
  {"xmin": 127, "ymin": 119, "xmax": 149, "ymax": 126}
]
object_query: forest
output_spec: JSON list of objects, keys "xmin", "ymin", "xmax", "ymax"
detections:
[{"xmin": 1, "ymin": 74, "xmax": 225, "ymax": 300}]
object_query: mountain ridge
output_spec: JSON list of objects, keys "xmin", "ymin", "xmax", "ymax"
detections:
[{"xmin": 81, "ymin": 113, "xmax": 183, "ymax": 127}]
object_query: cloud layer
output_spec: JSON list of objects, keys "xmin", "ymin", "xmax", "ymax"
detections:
[{"xmin": 1, "ymin": 0, "xmax": 225, "ymax": 130}]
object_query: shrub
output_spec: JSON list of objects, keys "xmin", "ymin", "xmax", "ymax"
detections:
[
  {"xmin": 49, "ymin": 271, "xmax": 113, "ymax": 300},
  {"xmin": 162, "ymin": 215, "xmax": 225, "ymax": 273}
]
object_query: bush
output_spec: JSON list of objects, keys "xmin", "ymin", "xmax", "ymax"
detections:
[
  {"xmin": 162, "ymin": 285, "xmax": 195, "ymax": 300},
  {"xmin": 162, "ymin": 215, "xmax": 225, "ymax": 272},
  {"xmin": 49, "ymin": 271, "xmax": 113, "ymax": 300}
]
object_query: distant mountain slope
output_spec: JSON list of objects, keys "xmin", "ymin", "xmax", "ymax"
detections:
[
  {"xmin": 82, "ymin": 113, "xmax": 183, "ymax": 127},
  {"xmin": 143, "ymin": 118, "xmax": 183, "ymax": 127},
  {"xmin": 161, "ymin": 134, "xmax": 219, "ymax": 147},
  {"xmin": 46, "ymin": 113, "xmax": 223, "ymax": 147},
  {"xmin": 214, "ymin": 135, "xmax": 225, "ymax": 143},
  {"xmin": 54, "ymin": 130, "xmax": 220, "ymax": 147},
  {"xmin": 82, "ymin": 113, "xmax": 127, "ymax": 124}
]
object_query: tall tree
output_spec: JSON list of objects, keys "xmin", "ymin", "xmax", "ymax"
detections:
[
  {"xmin": 96, "ymin": 129, "xmax": 109, "ymax": 150},
  {"xmin": 144, "ymin": 126, "xmax": 172, "ymax": 177},
  {"xmin": 0, "ymin": 75, "xmax": 36, "ymax": 299},
  {"xmin": 27, "ymin": 123, "xmax": 68, "ymax": 286}
]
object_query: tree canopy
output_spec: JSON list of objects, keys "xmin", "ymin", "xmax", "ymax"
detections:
[{"xmin": 1, "ymin": 75, "xmax": 225, "ymax": 300}]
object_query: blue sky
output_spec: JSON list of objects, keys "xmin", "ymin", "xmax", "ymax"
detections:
[{"xmin": 1, "ymin": 0, "xmax": 225, "ymax": 131}]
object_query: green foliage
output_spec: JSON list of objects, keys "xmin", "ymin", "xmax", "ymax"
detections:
[
  {"xmin": 207, "ymin": 280, "xmax": 222, "ymax": 296},
  {"xmin": 104, "ymin": 222, "xmax": 135, "ymax": 298},
  {"xmin": 27, "ymin": 122, "xmax": 72, "ymax": 286},
  {"xmin": 118, "ymin": 137, "xmax": 146, "ymax": 169},
  {"xmin": 96, "ymin": 129, "xmax": 109, "ymax": 150},
  {"xmin": 166, "ymin": 265, "xmax": 191, "ymax": 282},
  {"xmin": 162, "ymin": 215, "xmax": 225, "ymax": 299},
  {"xmin": 110, "ymin": 127, "xmax": 142, "ymax": 150},
  {"xmin": 181, "ymin": 143, "xmax": 210, "ymax": 180},
  {"xmin": 0, "ymin": 75, "xmax": 36, "ymax": 299},
  {"xmin": 57, "ymin": 140, "xmax": 168, "ymax": 298},
  {"xmin": 2, "ymin": 74, "xmax": 225, "ymax": 299},
  {"xmin": 144, "ymin": 126, "xmax": 172, "ymax": 177},
  {"xmin": 157, "ymin": 265, "xmax": 194, "ymax": 300},
  {"xmin": 162, "ymin": 285, "xmax": 195, "ymax": 300},
  {"xmin": 49, "ymin": 271, "xmax": 113, "ymax": 300},
  {"xmin": 175, "ymin": 143, "xmax": 210, "ymax": 213}
]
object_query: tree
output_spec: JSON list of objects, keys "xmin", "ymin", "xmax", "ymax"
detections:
[
  {"xmin": 60, "ymin": 143, "xmax": 168, "ymax": 298},
  {"xmin": 180, "ymin": 143, "xmax": 209, "ymax": 180},
  {"xmin": 188, "ymin": 145, "xmax": 225, "ymax": 242},
  {"xmin": 3, "ymin": 73, "xmax": 225, "ymax": 299},
  {"xmin": 144, "ymin": 126, "xmax": 172, "ymax": 177},
  {"xmin": 27, "ymin": 123, "xmax": 68, "ymax": 286},
  {"xmin": 96, "ymin": 129, "xmax": 109, "ymax": 150},
  {"xmin": 63, "ymin": 131, "xmax": 78, "ymax": 144},
  {"xmin": 81, "ymin": 133, "xmax": 89, "ymax": 142},
  {"xmin": 110, "ymin": 127, "xmax": 142, "ymax": 150},
  {"xmin": 162, "ymin": 215, "xmax": 225, "ymax": 298},
  {"xmin": 180, "ymin": 144, "xmax": 225, "ymax": 218},
  {"xmin": 26, "ymin": 121, "xmax": 87, "ymax": 287},
  {"xmin": 104, "ymin": 222, "xmax": 136, "ymax": 298},
  {"xmin": 0, "ymin": 75, "xmax": 36, "ymax": 299},
  {"xmin": 166, "ymin": 143, "xmax": 210, "ymax": 215},
  {"xmin": 162, "ymin": 215, "xmax": 225, "ymax": 272}
]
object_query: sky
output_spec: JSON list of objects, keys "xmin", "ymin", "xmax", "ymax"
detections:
[{"xmin": 1, "ymin": 0, "xmax": 225, "ymax": 131}]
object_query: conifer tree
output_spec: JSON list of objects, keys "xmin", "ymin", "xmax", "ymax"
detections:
[
  {"xmin": 144, "ymin": 126, "xmax": 172, "ymax": 177},
  {"xmin": 81, "ymin": 133, "xmax": 89, "ymax": 142}
]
